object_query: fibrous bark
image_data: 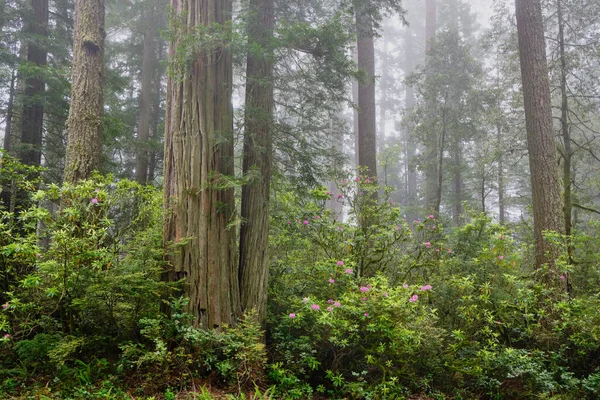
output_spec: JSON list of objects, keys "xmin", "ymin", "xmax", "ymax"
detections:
[
  {"xmin": 355, "ymin": 0, "xmax": 377, "ymax": 179},
  {"xmin": 20, "ymin": 0, "xmax": 48, "ymax": 167},
  {"xmin": 135, "ymin": 0, "xmax": 156, "ymax": 184},
  {"xmin": 239, "ymin": 0, "xmax": 274, "ymax": 323},
  {"xmin": 163, "ymin": 0, "xmax": 239, "ymax": 328},
  {"xmin": 515, "ymin": 0, "xmax": 565, "ymax": 272},
  {"xmin": 64, "ymin": 0, "xmax": 105, "ymax": 183}
]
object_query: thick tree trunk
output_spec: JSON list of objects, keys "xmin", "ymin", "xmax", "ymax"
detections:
[
  {"xmin": 515, "ymin": 0, "xmax": 565, "ymax": 273},
  {"xmin": 355, "ymin": 1, "xmax": 377, "ymax": 178},
  {"xmin": 20, "ymin": 0, "xmax": 48, "ymax": 167},
  {"xmin": 352, "ymin": 49, "xmax": 359, "ymax": 168},
  {"xmin": 163, "ymin": 0, "xmax": 239, "ymax": 328},
  {"xmin": 239, "ymin": 0, "xmax": 274, "ymax": 323},
  {"xmin": 135, "ymin": 0, "xmax": 155, "ymax": 184},
  {"xmin": 64, "ymin": 0, "xmax": 105, "ymax": 183}
]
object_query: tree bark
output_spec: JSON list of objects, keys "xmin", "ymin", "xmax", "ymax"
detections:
[
  {"xmin": 497, "ymin": 125, "xmax": 505, "ymax": 224},
  {"xmin": 557, "ymin": 0, "xmax": 573, "ymax": 264},
  {"xmin": 2, "ymin": 70, "xmax": 16, "ymax": 152},
  {"xmin": 355, "ymin": 1, "xmax": 377, "ymax": 179},
  {"xmin": 163, "ymin": 0, "xmax": 239, "ymax": 328},
  {"xmin": 64, "ymin": 0, "xmax": 105, "ymax": 183},
  {"xmin": 135, "ymin": 0, "xmax": 156, "ymax": 184},
  {"xmin": 405, "ymin": 27, "xmax": 417, "ymax": 208},
  {"xmin": 20, "ymin": 0, "xmax": 48, "ymax": 167},
  {"xmin": 424, "ymin": 0, "xmax": 438, "ymax": 212},
  {"xmin": 515, "ymin": 0, "xmax": 565, "ymax": 273},
  {"xmin": 239, "ymin": 0, "xmax": 274, "ymax": 323}
]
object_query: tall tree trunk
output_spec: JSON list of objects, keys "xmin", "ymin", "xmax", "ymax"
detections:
[
  {"xmin": 135, "ymin": 0, "xmax": 156, "ymax": 184},
  {"xmin": 163, "ymin": 0, "xmax": 239, "ymax": 328},
  {"xmin": 405, "ymin": 27, "xmax": 417, "ymax": 208},
  {"xmin": 378, "ymin": 33, "xmax": 388, "ymax": 155},
  {"xmin": 239, "ymin": 0, "xmax": 274, "ymax": 323},
  {"xmin": 64, "ymin": 0, "xmax": 105, "ymax": 183},
  {"xmin": 20, "ymin": 0, "xmax": 48, "ymax": 167},
  {"xmin": 148, "ymin": 27, "xmax": 165, "ymax": 183},
  {"xmin": 424, "ymin": 0, "xmax": 438, "ymax": 212},
  {"xmin": 515, "ymin": 0, "xmax": 565, "ymax": 274},
  {"xmin": 352, "ymin": 49, "xmax": 359, "ymax": 168},
  {"xmin": 557, "ymin": 0, "xmax": 573, "ymax": 265},
  {"xmin": 355, "ymin": 1, "xmax": 377, "ymax": 178},
  {"xmin": 2, "ymin": 70, "xmax": 16, "ymax": 152},
  {"xmin": 453, "ymin": 143, "xmax": 462, "ymax": 224},
  {"xmin": 434, "ymin": 107, "xmax": 446, "ymax": 214},
  {"xmin": 497, "ymin": 125, "xmax": 505, "ymax": 224}
]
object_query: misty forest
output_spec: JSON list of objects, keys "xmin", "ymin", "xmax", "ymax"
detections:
[{"xmin": 1, "ymin": 0, "xmax": 600, "ymax": 398}]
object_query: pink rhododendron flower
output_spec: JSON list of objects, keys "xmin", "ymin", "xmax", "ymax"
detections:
[
  {"xmin": 429, "ymin": 215, "xmax": 435, "ymax": 219},
  {"xmin": 327, "ymin": 299, "xmax": 334, "ymax": 304},
  {"xmin": 327, "ymin": 307, "xmax": 334, "ymax": 312},
  {"xmin": 311, "ymin": 304, "xmax": 320, "ymax": 310},
  {"xmin": 364, "ymin": 313, "xmax": 369, "ymax": 317},
  {"xmin": 355, "ymin": 177, "xmax": 360, "ymax": 182},
  {"xmin": 425, "ymin": 242, "xmax": 431, "ymax": 248},
  {"xmin": 498, "ymin": 255, "xmax": 504, "ymax": 260},
  {"xmin": 289, "ymin": 313, "xmax": 296, "ymax": 318},
  {"xmin": 334, "ymin": 301, "xmax": 341, "ymax": 307},
  {"xmin": 91, "ymin": 198, "xmax": 99, "ymax": 205},
  {"xmin": 413, "ymin": 219, "xmax": 420, "ymax": 224},
  {"xmin": 337, "ymin": 194, "xmax": 343, "ymax": 199},
  {"xmin": 329, "ymin": 278, "xmax": 335, "ymax": 284},
  {"xmin": 383, "ymin": 292, "xmax": 388, "ymax": 297},
  {"xmin": 2, "ymin": 303, "xmax": 8, "ymax": 310},
  {"xmin": 362, "ymin": 297, "xmax": 367, "ymax": 301},
  {"xmin": 403, "ymin": 284, "xmax": 409, "ymax": 289},
  {"xmin": 337, "ymin": 260, "xmax": 344, "ymax": 266},
  {"xmin": 337, "ymin": 226, "xmax": 343, "ymax": 231},
  {"xmin": 560, "ymin": 275, "xmax": 565, "ymax": 280},
  {"xmin": 410, "ymin": 295, "xmax": 418, "ymax": 302},
  {"xmin": 448, "ymin": 249, "xmax": 453, "ymax": 253},
  {"xmin": 420, "ymin": 284, "xmax": 432, "ymax": 291},
  {"xmin": 436, "ymin": 248, "xmax": 440, "ymax": 252},
  {"xmin": 360, "ymin": 286, "xmax": 369, "ymax": 293},
  {"xmin": 314, "ymin": 215, "xmax": 320, "ymax": 219},
  {"xmin": 303, "ymin": 220, "xmax": 309, "ymax": 225},
  {"xmin": 3, "ymin": 334, "xmax": 9, "ymax": 339},
  {"xmin": 345, "ymin": 268, "xmax": 353, "ymax": 274}
]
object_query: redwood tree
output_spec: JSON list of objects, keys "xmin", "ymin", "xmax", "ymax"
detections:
[
  {"xmin": 354, "ymin": 0, "xmax": 377, "ymax": 178},
  {"xmin": 163, "ymin": 0, "xmax": 239, "ymax": 328},
  {"xmin": 515, "ymin": 0, "xmax": 565, "ymax": 272},
  {"xmin": 64, "ymin": 0, "xmax": 105, "ymax": 183},
  {"xmin": 20, "ymin": 0, "xmax": 48, "ymax": 167},
  {"xmin": 238, "ymin": 0, "xmax": 275, "ymax": 321}
]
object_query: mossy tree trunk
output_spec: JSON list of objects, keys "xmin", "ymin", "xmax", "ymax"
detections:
[
  {"xmin": 64, "ymin": 0, "xmax": 105, "ymax": 183},
  {"xmin": 163, "ymin": 0, "xmax": 240, "ymax": 328},
  {"xmin": 238, "ymin": 0, "xmax": 274, "ymax": 323}
]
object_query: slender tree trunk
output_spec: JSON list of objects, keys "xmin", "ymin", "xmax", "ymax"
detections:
[
  {"xmin": 20, "ymin": 0, "xmax": 48, "ymax": 167},
  {"xmin": 424, "ymin": 0, "xmax": 438, "ymax": 212},
  {"xmin": 378, "ymin": 34, "xmax": 388, "ymax": 155},
  {"xmin": 239, "ymin": 0, "xmax": 274, "ymax": 323},
  {"xmin": 148, "ymin": 30, "xmax": 165, "ymax": 183},
  {"xmin": 557, "ymin": 0, "xmax": 573, "ymax": 265},
  {"xmin": 135, "ymin": 0, "xmax": 155, "ymax": 184},
  {"xmin": 453, "ymin": 143, "xmax": 462, "ymax": 224},
  {"xmin": 515, "ymin": 0, "xmax": 565, "ymax": 274},
  {"xmin": 405, "ymin": 27, "xmax": 417, "ymax": 208},
  {"xmin": 434, "ymin": 107, "xmax": 445, "ymax": 214},
  {"xmin": 163, "ymin": 0, "xmax": 239, "ymax": 328},
  {"xmin": 352, "ymin": 49, "xmax": 359, "ymax": 168},
  {"xmin": 2, "ymin": 70, "xmax": 16, "ymax": 152},
  {"xmin": 497, "ymin": 125, "xmax": 505, "ymax": 224},
  {"xmin": 355, "ymin": 1, "xmax": 377, "ymax": 178},
  {"xmin": 64, "ymin": 0, "xmax": 105, "ymax": 183}
]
